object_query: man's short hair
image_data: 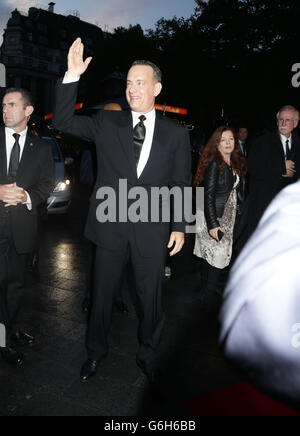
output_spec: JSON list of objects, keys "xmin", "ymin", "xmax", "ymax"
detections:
[
  {"xmin": 131, "ymin": 60, "xmax": 162, "ymax": 84},
  {"xmin": 3, "ymin": 88, "xmax": 34, "ymax": 108},
  {"xmin": 276, "ymin": 105, "xmax": 300, "ymax": 121}
]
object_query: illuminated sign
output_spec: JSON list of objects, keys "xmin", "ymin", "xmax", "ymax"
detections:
[
  {"xmin": 155, "ymin": 104, "xmax": 188, "ymax": 116},
  {"xmin": 44, "ymin": 103, "xmax": 83, "ymax": 120}
]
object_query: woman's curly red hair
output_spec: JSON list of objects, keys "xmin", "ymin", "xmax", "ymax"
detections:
[{"xmin": 193, "ymin": 126, "xmax": 247, "ymax": 186}]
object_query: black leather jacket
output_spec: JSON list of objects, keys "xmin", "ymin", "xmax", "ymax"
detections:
[{"xmin": 204, "ymin": 159, "xmax": 245, "ymax": 230}]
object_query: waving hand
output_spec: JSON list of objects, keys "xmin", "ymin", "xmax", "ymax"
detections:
[{"xmin": 66, "ymin": 38, "xmax": 93, "ymax": 79}]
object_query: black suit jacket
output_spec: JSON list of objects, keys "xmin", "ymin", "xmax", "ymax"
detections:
[
  {"xmin": 53, "ymin": 81, "xmax": 191, "ymax": 257},
  {"xmin": 0, "ymin": 128, "xmax": 55, "ymax": 253},
  {"xmin": 246, "ymin": 129, "xmax": 300, "ymax": 233}
]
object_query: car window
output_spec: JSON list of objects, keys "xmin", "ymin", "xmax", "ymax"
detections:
[{"xmin": 42, "ymin": 137, "xmax": 63, "ymax": 163}]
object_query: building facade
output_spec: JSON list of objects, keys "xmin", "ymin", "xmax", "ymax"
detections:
[{"xmin": 0, "ymin": 3, "xmax": 103, "ymax": 115}]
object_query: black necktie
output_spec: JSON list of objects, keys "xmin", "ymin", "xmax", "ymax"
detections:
[
  {"xmin": 240, "ymin": 142, "xmax": 246, "ymax": 157},
  {"xmin": 285, "ymin": 139, "xmax": 290, "ymax": 159},
  {"xmin": 133, "ymin": 115, "xmax": 146, "ymax": 166},
  {"xmin": 8, "ymin": 133, "xmax": 21, "ymax": 182}
]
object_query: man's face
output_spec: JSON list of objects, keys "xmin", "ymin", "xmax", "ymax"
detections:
[
  {"xmin": 277, "ymin": 110, "xmax": 298, "ymax": 138},
  {"xmin": 126, "ymin": 65, "xmax": 162, "ymax": 114},
  {"xmin": 2, "ymin": 92, "xmax": 33, "ymax": 132},
  {"xmin": 238, "ymin": 128, "xmax": 248, "ymax": 142}
]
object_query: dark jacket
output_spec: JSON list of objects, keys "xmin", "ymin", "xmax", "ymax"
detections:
[
  {"xmin": 204, "ymin": 158, "xmax": 245, "ymax": 230},
  {"xmin": 247, "ymin": 129, "xmax": 300, "ymax": 235},
  {"xmin": 53, "ymin": 80, "xmax": 191, "ymax": 257},
  {"xmin": 0, "ymin": 129, "xmax": 55, "ymax": 253}
]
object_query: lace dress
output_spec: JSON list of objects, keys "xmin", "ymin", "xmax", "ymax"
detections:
[{"xmin": 194, "ymin": 175, "xmax": 240, "ymax": 269}]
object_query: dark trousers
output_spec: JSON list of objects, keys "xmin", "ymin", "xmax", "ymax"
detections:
[
  {"xmin": 86, "ymin": 228, "xmax": 166, "ymax": 371},
  {"xmin": 84, "ymin": 241, "xmax": 130, "ymax": 307},
  {"xmin": 0, "ymin": 217, "xmax": 28, "ymax": 344},
  {"xmin": 200, "ymin": 259, "xmax": 227, "ymax": 294}
]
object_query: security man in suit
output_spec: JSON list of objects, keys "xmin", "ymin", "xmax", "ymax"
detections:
[{"xmin": 0, "ymin": 88, "xmax": 54, "ymax": 366}]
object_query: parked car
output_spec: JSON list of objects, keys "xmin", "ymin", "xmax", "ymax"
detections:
[{"xmin": 42, "ymin": 136, "xmax": 73, "ymax": 214}]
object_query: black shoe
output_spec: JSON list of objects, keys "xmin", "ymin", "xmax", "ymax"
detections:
[
  {"xmin": 114, "ymin": 301, "xmax": 129, "ymax": 314},
  {"xmin": 11, "ymin": 331, "xmax": 35, "ymax": 347},
  {"xmin": 82, "ymin": 298, "xmax": 90, "ymax": 314},
  {"xmin": 0, "ymin": 347, "xmax": 24, "ymax": 366},
  {"xmin": 80, "ymin": 359, "xmax": 100, "ymax": 382}
]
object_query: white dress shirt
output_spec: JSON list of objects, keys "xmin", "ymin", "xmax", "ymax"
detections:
[
  {"xmin": 5, "ymin": 127, "xmax": 32, "ymax": 209},
  {"xmin": 63, "ymin": 74, "xmax": 156, "ymax": 179},
  {"xmin": 132, "ymin": 109, "xmax": 156, "ymax": 178}
]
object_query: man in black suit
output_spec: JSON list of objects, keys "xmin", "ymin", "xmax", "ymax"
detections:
[
  {"xmin": 238, "ymin": 126, "xmax": 249, "ymax": 158},
  {"xmin": 53, "ymin": 38, "xmax": 191, "ymax": 383},
  {"xmin": 247, "ymin": 105, "xmax": 300, "ymax": 236},
  {"xmin": 0, "ymin": 88, "xmax": 54, "ymax": 365}
]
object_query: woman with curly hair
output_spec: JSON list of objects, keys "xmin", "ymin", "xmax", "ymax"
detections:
[{"xmin": 193, "ymin": 126, "xmax": 247, "ymax": 294}]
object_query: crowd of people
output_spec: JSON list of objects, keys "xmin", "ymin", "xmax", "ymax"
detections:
[{"xmin": 1, "ymin": 37, "xmax": 300, "ymax": 403}]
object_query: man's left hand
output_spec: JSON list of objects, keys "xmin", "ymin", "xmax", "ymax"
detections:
[
  {"xmin": 4, "ymin": 183, "xmax": 27, "ymax": 207},
  {"xmin": 168, "ymin": 232, "xmax": 185, "ymax": 257}
]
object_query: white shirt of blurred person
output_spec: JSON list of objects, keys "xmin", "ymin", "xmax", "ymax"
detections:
[{"xmin": 220, "ymin": 179, "xmax": 300, "ymax": 404}]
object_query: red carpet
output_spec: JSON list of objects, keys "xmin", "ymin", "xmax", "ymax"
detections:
[{"xmin": 185, "ymin": 382, "xmax": 300, "ymax": 416}]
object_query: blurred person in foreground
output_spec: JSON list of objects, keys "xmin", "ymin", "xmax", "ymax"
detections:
[
  {"xmin": 193, "ymin": 126, "xmax": 246, "ymax": 295},
  {"xmin": 220, "ymin": 179, "xmax": 300, "ymax": 405}
]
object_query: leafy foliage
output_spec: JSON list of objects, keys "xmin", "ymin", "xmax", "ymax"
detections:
[{"xmin": 83, "ymin": 0, "xmax": 300, "ymax": 129}]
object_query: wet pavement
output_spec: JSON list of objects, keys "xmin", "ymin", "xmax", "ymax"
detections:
[{"xmin": 0, "ymin": 189, "xmax": 241, "ymax": 416}]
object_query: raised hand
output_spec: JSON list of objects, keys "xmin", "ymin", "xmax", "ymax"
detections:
[{"xmin": 66, "ymin": 38, "xmax": 93, "ymax": 79}]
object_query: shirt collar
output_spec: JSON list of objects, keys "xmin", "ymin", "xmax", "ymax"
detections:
[
  {"xmin": 5, "ymin": 126, "xmax": 28, "ymax": 139},
  {"xmin": 131, "ymin": 108, "xmax": 156, "ymax": 124},
  {"xmin": 280, "ymin": 133, "xmax": 292, "ymax": 142}
]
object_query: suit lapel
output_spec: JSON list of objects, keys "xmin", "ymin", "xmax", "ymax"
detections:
[
  {"xmin": 274, "ymin": 131, "xmax": 285, "ymax": 159},
  {"xmin": 0, "ymin": 128, "xmax": 8, "ymax": 180},
  {"xmin": 117, "ymin": 111, "xmax": 137, "ymax": 179},
  {"xmin": 138, "ymin": 112, "xmax": 164, "ymax": 182},
  {"xmin": 17, "ymin": 131, "xmax": 35, "ymax": 181}
]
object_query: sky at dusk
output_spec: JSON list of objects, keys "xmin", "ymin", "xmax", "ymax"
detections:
[{"xmin": 0, "ymin": 0, "xmax": 197, "ymax": 44}]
